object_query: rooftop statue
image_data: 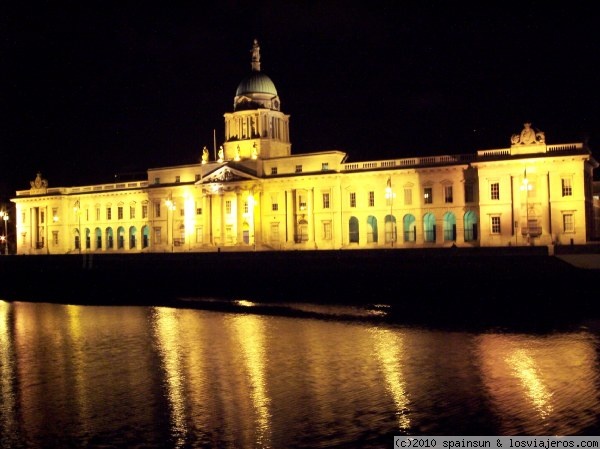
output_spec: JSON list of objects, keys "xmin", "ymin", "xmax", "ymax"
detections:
[{"xmin": 511, "ymin": 122, "xmax": 545, "ymax": 145}]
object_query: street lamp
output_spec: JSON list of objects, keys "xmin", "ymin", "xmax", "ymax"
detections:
[
  {"xmin": 0, "ymin": 211, "xmax": 8, "ymax": 255},
  {"xmin": 385, "ymin": 177, "xmax": 396, "ymax": 246},
  {"xmin": 165, "ymin": 197, "xmax": 176, "ymax": 252}
]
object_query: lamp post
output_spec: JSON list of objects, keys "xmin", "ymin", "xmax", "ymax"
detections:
[
  {"xmin": 0, "ymin": 211, "xmax": 8, "ymax": 254},
  {"xmin": 165, "ymin": 197, "xmax": 176, "ymax": 253},
  {"xmin": 385, "ymin": 177, "xmax": 396, "ymax": 246}
]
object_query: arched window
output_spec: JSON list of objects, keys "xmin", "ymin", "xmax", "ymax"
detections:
[
  {"xmin": 423, "ymin": 213, "xmax": 436, "ymax": 242},
  {"xmin": 384, "ymin": 215, "xmax": 396, "ymax": 244},
  {"xmin": 95, "ymin": 228, "xmax": 102, "ymax": 250},
  {"xmin": 74, "ymin": 229, "xmax": 80, "ymax": 250},
  {"xmin": 443, "ymin": 212, "xmax": 456, "ymax": 242},
  {"xmin": 106, "ymin": 228, "xmax": 114, "ymax": 249},
  {"xmin": 349, "ymin": 217, "xmax": 359, "ymax": 243},
  {"xmin": 117, "ymin": 227, "xmax": 125, "ymax": 249},
  {"xmin": 367, "ymin": 216, "xmax": 378, "ymax": 243},
  {"xmin": 403, "ymin": 214, "xmax": 416, "ymax": 242},
  {"xmin": 129, "ymin": 226, "xmax": 137, "ymax": 249},
  {"xmin": 464, "ymin": 211, "xmax": 478, "ymax": 242},
  {"xmin": 142, "ymin": 225, "xmax": 150, "ymax": 249}
]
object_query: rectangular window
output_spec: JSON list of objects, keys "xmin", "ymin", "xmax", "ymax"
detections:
[
  {"xmin": 225, "ymin": 200, "xmax": 232, "ymax": 214},
  {"xmin": 299, "ymin": 195, "xmax": 307, "ymax": 210},
  {"xmin": 491, "ymin": 216, "xmax": 501, "ymax": 234},
  {"xmin": 444, "ymin": 185, "xmax": 453, "ymax": 203},
  {"xmin": 272, "ymin": 203, "xmax": 279, "ymax": 212},
  {"xmin": 175, "ymin": 175, "xmax": 180, "ymax": 183},
  {"xmin": 562, "ymin": 178, "xmax": 573, "ymax": 197},
  {"xmin": 154, "ymin": 177, "xmax": 160, "ymax": 185},
  {"xmin": 52, "ymin": 231, "xmax": 59, "ymax": 245},
  {"xmin": 424, "ymin": 187, "xmax": 433, "ymax": 204},
  {"xmin": 117, "ymin": 206, "xmax": 123, "ymax": 220},
  {"xmin": 142, "ymin": 205, "xmax": 148, "ymax": 219},
  {"xmin": 52, "ymin": 207, "xmax": 58, "ymax": 221},
  {"xmin": 323, "ymin": 221, "xmax": 332, "ymax": 240},
  {"xmin": 155, "ymin": 202, "xmax": 161, "ymax": 218},
  {"xmin": 96, "ymin": 208, "xmax": 100, "ymax": 221},
  {"xmin": 465, "ymin": 183, "xmax": 474, "ymax": 203},
  {"xmin": 563, "ymin": 214, "xmax": 574, "ymax": 232},
  {"xmin": 322, "ymin": 163, "xmax": 329, "ymax": 171},
  {"xmin": 244, "ymin": 201, "xmax": 249, "ymax": 214},
  {"xmin": 350, "ymin": 192, "xmax": 356, "ymax": 208},
  {"xmin": 41, "ymin": 211, "xmax": 45, "ymax": 224},
  {"xmin": 196, "ymin": 227, "xmax": 203, "ymax": 243},
  {"xmin": 130, "ymin": 206, "xmax": 135, "ymax": 219},
  {"xmin": 271, "ymin": 167, "xmax": 278, "ymax": 175},
  {"xmin": 295, "ymin": 165, "xmax": 302, "ymax": 173},
  {"xmin": 491, "ymin": 182, "xmax": 500, "ymax": 200},
  {"xmin": 368, "ymin": 191, "xmax": 375, "ymax": 207},
  {"xmin": 106, "ymin": 208, "xmax": 112, "ymax": 220},
  {"xmin": 323, "ymin": 193, "xmax": 330, "ymax": 209},
  {"xmin": 404, "ymin": 188, "xmax": 412, "ymax": 206},
  {"xmin": 154, "ymin": 227, "xmax": 162, "ymax": 244}
]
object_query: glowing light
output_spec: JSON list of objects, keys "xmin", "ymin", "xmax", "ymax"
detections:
[
  {"xmin": 506, "ymin": 349, "xmax": 553, "ymax": 419},
  {"xmin": 232, "ymin": 315, "xmax": 271, "ymax": 446},
  {"xmin": 0, "ymin": 301, "xmax": 17, "ymax": 436},
  {"xmin": 236, "ymin": 300, "xmax": 256, "ymax": 307},
  {"xmin": 152, "ymin": 307, "xmax": 187, "ymax": 447},
  {"xmin": 370, "ymin": 327, "xmax": 411, "ymax": 430}
]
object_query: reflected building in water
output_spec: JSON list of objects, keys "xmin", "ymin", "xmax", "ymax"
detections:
[
  {"xmin": 11, "ymin": 40, "xmax": 599, "ymax": 254},
  {"xmin": 2, "ymin": 301, "xmax": 600, "ymax": 444}
]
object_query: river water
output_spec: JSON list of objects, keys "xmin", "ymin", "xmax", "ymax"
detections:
[{"xmin": 1, "ymin": 299, "xmax": 600, "ymax": 448}]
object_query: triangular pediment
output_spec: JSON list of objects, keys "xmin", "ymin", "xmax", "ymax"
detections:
[{"xmin": 196, "ymin": 165, "xmax": 258, "ymax": 184}]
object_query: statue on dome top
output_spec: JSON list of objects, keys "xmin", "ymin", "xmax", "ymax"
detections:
[{"xmin": 251, "ymin": 39, "xmax": 261, "ymax": 72}]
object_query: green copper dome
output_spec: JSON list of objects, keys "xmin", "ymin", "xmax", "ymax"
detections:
[{"xmin": 235, "ymin": 72, "xmax": 278, "ymax": 97}]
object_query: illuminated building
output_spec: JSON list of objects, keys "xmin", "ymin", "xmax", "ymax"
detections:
[{"xmin": 10, "ymin": 41, "xmax": 599, "ymax": 255}]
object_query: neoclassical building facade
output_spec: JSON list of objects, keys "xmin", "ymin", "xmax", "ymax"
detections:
[{"xmin": 11, "ymin": 41, "xmax": 599, "ymax": 255}]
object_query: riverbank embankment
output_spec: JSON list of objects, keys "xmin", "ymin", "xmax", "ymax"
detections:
[{"xmin": 0, "ymin": 246, "xmax": 598, "ymax": 326}]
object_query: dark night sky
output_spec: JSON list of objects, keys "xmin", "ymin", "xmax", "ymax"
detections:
[{"xmin": 2, "ymin": 2, "xmax": 599, "ymax": 200}]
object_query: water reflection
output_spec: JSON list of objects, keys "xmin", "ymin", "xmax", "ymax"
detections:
[
  {"xmin": 230, "ymin": 314, "xmax": 272, "ymax": 448},
  {"xmin": 66, "ymin": 304, "xmax": 92, "ymax": 444},
  {"xmin": 477, "ymin": 332, "xmax": 600, "ymax": 435},
  {"xmin": 0, "ymin": 300, "xmax": 17, "ymax": 447},
  {"xmin": 1, "ymin": 301, "xmax": 600, "ymax": 447},
  {"xmin": 152, "ymin": 307, "xmax": 188, "ymax": 448},
  {"xmin": 369, "ymin": 327, "xmax": 411, "ymax": 431}
]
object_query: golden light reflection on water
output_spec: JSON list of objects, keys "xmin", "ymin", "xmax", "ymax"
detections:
[
  {"xmin": 231, "ymin": 314, "xmax": 271, "ymax": 448},
  {"xmin": 370, "ymin": 327, "xmax": 411, "ymax": 431},
  {"xmin": 66, "ymin": 304, "xmax": 91, "ymax": 440},
  {"xmin": 477, "ymin": 333, "xmax": 600, "ymax": 435},
  {"xmin": 152, "ymin": 307, "xmax": 187, "ymax": 448},
  {"xmin": 506, "ymin": 349, "xmax": 553, "ymax": 419},
  {"xmin": 0, "ymin": 301, "xmax": 17, "ymax": 440}
]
